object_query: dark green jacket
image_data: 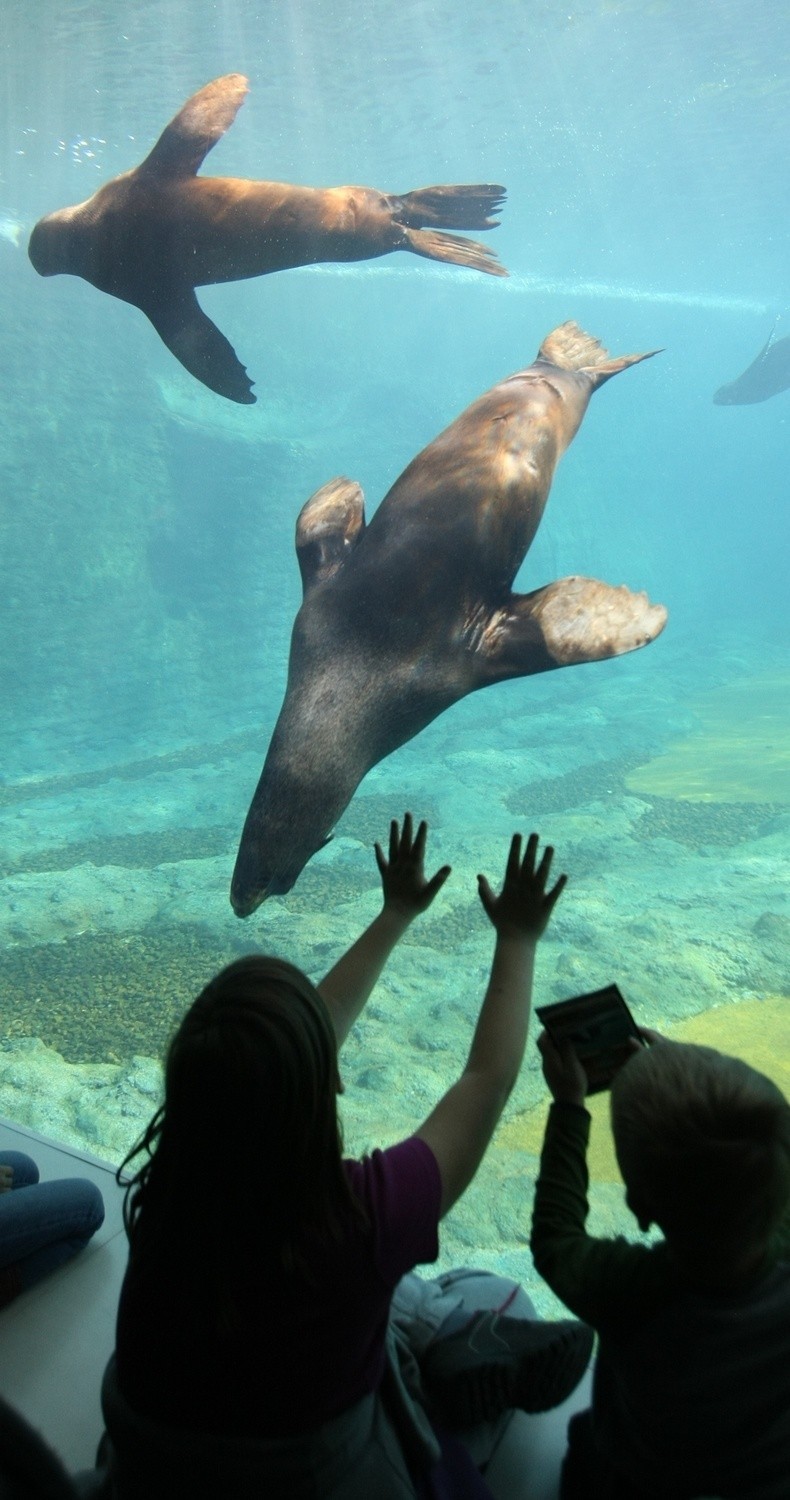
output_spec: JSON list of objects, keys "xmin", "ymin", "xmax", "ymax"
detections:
[{"xmin": 531, "ymin": 1101, "xmax": 790, "ymax": 1499}]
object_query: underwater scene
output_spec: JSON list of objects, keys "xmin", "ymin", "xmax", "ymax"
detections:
[{"xmin": 0, "ymin": 0, "xmax": 788, "ymax": 1314}]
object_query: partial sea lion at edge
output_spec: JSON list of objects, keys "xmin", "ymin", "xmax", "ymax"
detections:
[
  {"xmin": 230, "ymin": 320, "xmax": 667, "ymax": 916},
  {"xmin": 713, "ymin": 320, "xmax": 790, "ymax": 405},
  {"xmin": 28, "ymin": 73, "xmax": 508, "ymax": 404}
]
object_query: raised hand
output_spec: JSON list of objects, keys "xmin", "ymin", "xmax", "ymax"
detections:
[
  {"xmin": 375, "ymin": 813, "xmax": 451, "ymax": 919},
  {"xmin": 477, "ymin": 832, "xmax": 566, "ymax": 940}
]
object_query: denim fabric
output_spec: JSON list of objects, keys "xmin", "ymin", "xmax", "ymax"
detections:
[{"xmin": 0, "ymin": 1150, "xmax": 105, "ymax": 1291}]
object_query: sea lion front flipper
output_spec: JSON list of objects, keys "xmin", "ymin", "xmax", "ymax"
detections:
[
  {"xmin": 141, "ymin": 289, "xmax": 256, "ymax": 404},
  {"xmin": 296, "ymin": 478, "xmax": 366, "ymax": 595},
  {"xmin": 140, "ymin": 73, "xmax": 249, "ymax": 179},
  {"xmin": 476, "ymin": 576, "xmax": 667, "ymax": 681}
]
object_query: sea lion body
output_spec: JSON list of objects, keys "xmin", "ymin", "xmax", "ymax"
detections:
[
  {"xmin": 49, "ymin": 177, "xmax": 450, "ymax": 291},
  {"xmin": 231, "ymin": 322, "xmax": 667, "ymax": 915},
  {"xmin": 29, "ymin": 74, "xmax": 507, "ymax": 403}
]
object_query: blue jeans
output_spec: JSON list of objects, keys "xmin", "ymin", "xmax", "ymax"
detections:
[{"xmin": 0, "ymin": 1151, "xmax": 105, "ymax": 1300}]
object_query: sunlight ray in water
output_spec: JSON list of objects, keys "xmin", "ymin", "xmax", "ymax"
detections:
[{"xmin": 303, "ymin": 261, "xmax": 772, "ymax": 314}]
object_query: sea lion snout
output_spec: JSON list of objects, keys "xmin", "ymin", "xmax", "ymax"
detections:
[
  {"xmin": 230, "ymin": 856, "xmax": 297, "ymax": 914},
  {"xmin": 28, "ymin": 214, "xmax": 62, "ymax": 276},
  {"xmin": 230, "ymin": 793, "xmax": 335, "ymax": 915},
  {"xmin": 29, "ymin": 208, "xmax": 89, "ymax": 279},
  {"xmin": 230, "ymin": 876, "xmax": 284, "ymax": 917},
  {"xmin": 230, "ymin": 849, "xmax": 325, "ymax": 915}
]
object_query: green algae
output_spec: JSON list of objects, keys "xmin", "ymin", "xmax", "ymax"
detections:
[
  {"xmin": 0, "ymin": 925, "xmax": 242, "ymax": 1065},
  {"xmin": 407, "ymin": 896, "xmax": 485, "ymax": 952},
  {"xmin": 632, "ymin": 796, "xmax": 783, "ymax": 848},
  {"xmin": 0, "ymin": 826, "xmax": 234, "ymax": 879},
  {"xmin": 504, "ymin": 754, "xmax": 642, "ymax": 817}
]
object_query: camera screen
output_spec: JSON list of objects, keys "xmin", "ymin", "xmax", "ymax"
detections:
[{"xmin": 536, "ymin": 984, "xmax": 642, "ymax": 1094}]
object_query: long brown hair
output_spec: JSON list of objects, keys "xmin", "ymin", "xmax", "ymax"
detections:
[{"xmin": 119, "ymin": 956, "xmax": 367, "ymax": 1309}]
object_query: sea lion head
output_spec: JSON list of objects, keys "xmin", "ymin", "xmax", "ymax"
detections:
[
  {"xmin": 230, "ymin": 722, "xmax": 352, "ymax": 915},
  {"xmin": 230, "ymin": 678, "xmax": 374, "ymax": 917},
  {"xmin": 230, "ymin": 796, "xmax": 334, "ymax": 915},
  {"xmin": 28, "ymin": 203, "xmax": 95, "ymax": 281}
]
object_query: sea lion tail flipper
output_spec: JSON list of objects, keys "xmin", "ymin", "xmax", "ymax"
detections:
[
  {"xmin": 401, "ymin": 227, "xmax": 508, "ymax": 278},
  {"xmin": 478, "ymin": 576, "xmax": 667, "ymax": 680},
  {"xmin": 394, "ymin": 184, "xmax": 506, "ymax": 231},
  {"xmin": 142, "ymin": 289, "xmax": 256, "ymax": 404},
  {"xmin": 296, "ymin": 477, "xmax": 367, "ymax": 594},
  {"xmin": 537, "ymin": 321, "xmax": 661, "ymax": 387},
  {"xmin": 140, "ymin": 74, "xmax": 249, "ymax": 178}
]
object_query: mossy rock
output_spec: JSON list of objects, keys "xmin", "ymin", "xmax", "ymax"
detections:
[
  {"xmin": 0, "ymin": 925, "xmax": 251, "ymax": 1064},
  {"xmin": 505, "ymin": 755, "xmax": 641, "ymax": 818},
  {"xmin": 632, "ymin": 797, "xmax": 781, "ymax": 848}
]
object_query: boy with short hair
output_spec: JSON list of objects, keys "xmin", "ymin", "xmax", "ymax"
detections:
[{"xmin": 531, "ymin": 1031, "xmax": 790, "ymax": 1499}]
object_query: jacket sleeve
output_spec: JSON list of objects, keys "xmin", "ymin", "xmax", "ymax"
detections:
[{"xmin": 530, "ymin": 1101, "xmax": 672, "ymax": 1331}]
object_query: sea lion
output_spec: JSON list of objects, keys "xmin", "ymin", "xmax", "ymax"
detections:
[
  {"xmin": 713, "ymin": 322, "xmax": 790, "ymax": 404},
  {"xmin": 231, "ymin": 321, "xmax": 667, "ymax": 915},
  {"xmin": 28, "ymin": 73, "xmax": 507, "ymax": 404}
]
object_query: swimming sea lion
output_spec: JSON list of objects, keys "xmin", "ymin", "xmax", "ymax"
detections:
[
  {"xmin": 713, "ymin": 321, "xmax": 790, "ymax": 405},
  {"xmin": 28, "ymin": 73, "xmax": 507, "ymax": 404},
  {"xmin": 231, "ymin": 321, "xmax": 667, "ymax": 915}
]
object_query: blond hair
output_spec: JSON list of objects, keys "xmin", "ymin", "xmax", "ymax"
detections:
[{"xmin": 611, "ymin": 1041, "xmax": 790, "ymax": 1282}]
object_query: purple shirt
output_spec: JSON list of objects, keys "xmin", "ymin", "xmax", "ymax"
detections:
[{"xmin": 116, "ymin": 1136, "xmax": 442, "ymax": 1436}]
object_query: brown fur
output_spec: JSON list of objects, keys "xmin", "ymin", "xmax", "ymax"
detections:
[{"xmin": 29, "ymin": 74, "xmax": 507, "ymax": 404}]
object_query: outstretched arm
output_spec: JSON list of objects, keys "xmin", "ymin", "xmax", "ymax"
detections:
[
  {"xmin": 416, "ymin": 833, "xmax": 566, "ymax": 1217},
  {"xmin": 318, "ymin": 814, "xmax": 451, "ymax": 1050}
]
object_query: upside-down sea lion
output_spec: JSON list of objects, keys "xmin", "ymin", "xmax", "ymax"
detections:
[
  {"xmin": 230, "ymin": 321, "xmax": 668, "ymax": 915},
  {"xmin": 27, "ymin": 73, "xmax": 507, "ymax": 404},
  {"xmin": 713, "ymin": 321, "xmax": 790, "ymax": 405}
]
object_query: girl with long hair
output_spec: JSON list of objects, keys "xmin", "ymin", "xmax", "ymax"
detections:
[{"xmin": 106, "ymin": 815, "xmax": 590, "ymax": 1498}]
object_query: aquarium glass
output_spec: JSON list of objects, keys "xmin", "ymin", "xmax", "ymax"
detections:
[{"xmin": 1, "ymin": 0, "xmax": 788, "ymax": 1312}]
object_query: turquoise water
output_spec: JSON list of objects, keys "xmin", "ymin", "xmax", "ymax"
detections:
[{"xmin": 0, "ymin": 0, "xmax": 788, "ymax": 1311}]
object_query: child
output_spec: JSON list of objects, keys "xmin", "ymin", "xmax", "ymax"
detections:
[
  {"xmin": 109, "ymin": 816, "xmax": 591, "ymax": 1498},
  {"xmin": 532, "ymin": 1027, "xmax": 790, "ymax": 1499}
]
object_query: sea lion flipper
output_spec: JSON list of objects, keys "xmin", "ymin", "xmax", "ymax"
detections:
[
  {"xmin": 391, "ymin": 183, "xmax": 508, "ymax": 277},
  {"xmin": 757, "ymin": 317, "xmax": 781, "ymax": 362},
  {"xmin": 140, "ymin": 73, "xmax": 249, "ymax": 179},
  {"xmin": 296, "ymin": 478, "xmax": 366, "ymax": 594},
  {"xmin": 142, "ymin": 289, "xmax": 255, "ymax": 404},
  {"xmin": 393, "ymin": 185, "xmax": 507, "ymax": 231},
  {"xmin": 713, "ymin": 319, "xmax": 790, "ymax": 404},
  {"xmin": 401, "ymin": 228, "xmax": 507, "ymax": 279},
  {"xmin": 479, "ymin": 576, "xmax": 667, "ymax": 679},
  {"xmin": 537, "ymin": 322, "xmax": 661, "ymax": 387}
]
